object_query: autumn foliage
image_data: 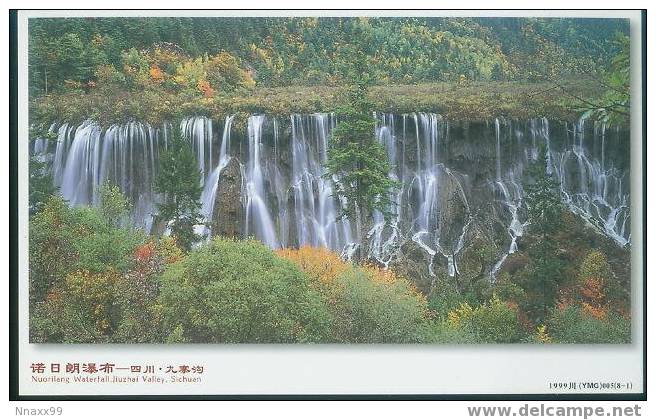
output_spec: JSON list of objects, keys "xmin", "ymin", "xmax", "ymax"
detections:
[{"xmin": 275, "ymin": 246, "xmax": 351, "ymax": 285}]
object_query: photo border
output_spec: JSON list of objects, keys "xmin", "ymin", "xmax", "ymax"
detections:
[{"xmin": 8, "ymin": 8, "xmax": 648, "ymax": 401}]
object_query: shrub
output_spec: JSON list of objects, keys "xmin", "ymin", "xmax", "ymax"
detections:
[
  {"xmin": 547, "ymin": 304, "xmax": 630, "ymax": 344},
  {"xmin": 275, "ymin": 246, "xmax": 351, "ymax": 286},
  {"xmin": 29, "ymin": 196, "xmax": 105, "ymax": 302},
  {"xmin": 447, "ymin": 294, "xmax": 525, "ymax": 343},
  {"xmin": 330, "ymin": 268, "xmax": 430, "ymax": 343},
  {"xmin": 427, "ymin": 281, "xmax": 464, "ymax": 320},
  {"xmin": 206, "ymin": 52, "xmax": 256, "ymax": 92},
  {"xmin": 30, "ymin": 196, "xmax": 145, "ymax": 301},
  {"xmin": 29, "ymin": 156, "xmax": 56, "ymax": 215},
  {"xmin": 422, "ymin": 321, "xmax": 481, "ymax": 344},
  {"xmin": 31, "ymin": 270, "xmax": 120, "ymax": 343},
  {"xmin": 278, "ymin": 246, "xmax": 432, "ymax": 343},
  {"xmin": 74, "ymin": 227, "xmax": 144, "ymax": 273},
  {"xmin": 578, "ymin": 250, "xmax": 626, "ymax": 308},
  {"xmin": 112, "ymin": 238, "xmax": 182, "ymax": 343},
  {"xmin": 158, "ymin": 239, "xmax": 332, "ymax": 343},
  {"xmin": 98, "ymin": 182, "xmax": 131, "ymax": 227},
  {"xmin": 31, "ymin": 237, "xmax": 183, "ymax": 343}
]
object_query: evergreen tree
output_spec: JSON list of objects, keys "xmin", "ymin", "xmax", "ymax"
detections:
[
  {"xmin": 98, "ymin": 182, "xmax": 131, "ymax": 227},
  {"xmin": 325, "ymin": 43, "xmax": 399, "ymax": 258},
  {"xmin": 522, "ymin": 145, "xmax": 564, "ymax": 322},
  {"xmin": 154, "ymin": 125, "xmax": 203, "ymax": 251},
  {"xmin": 29, "ymin": 157, "xmax": 56, "ymax": 215}
]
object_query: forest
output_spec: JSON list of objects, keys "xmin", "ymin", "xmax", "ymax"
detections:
[{"xmin": 29, "ymin": 17, "xmax": 632, "ymax": 344}]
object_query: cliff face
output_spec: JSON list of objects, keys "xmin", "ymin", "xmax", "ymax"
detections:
[
  {"xmin": 32, "ymin": 113, "xmax": 631, "ymax": 290},
  {"xmin": 212, "ymin": 156, "xmax": 243, "ymax": 239}
]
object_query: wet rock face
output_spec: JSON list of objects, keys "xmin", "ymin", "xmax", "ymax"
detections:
[
  {"xmin": 212, "ymin": 157, "xmax": 243, "ymax": 238},
  {"xmin": 436, "ymin": 167, "xmax": 470, "ymax": 253},
  {"xmin": 390, "ymin": 239, "xmax": 435, "ymax": 295},
  {"xmin": 454, "ymin": 221, "xmax": 499, "ymax": 290}
]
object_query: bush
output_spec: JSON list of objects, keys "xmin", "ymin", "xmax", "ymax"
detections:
[
  {"xmin": 547, "ymin": 305, "xmax": 630, "ymax": 344},
  {"xmin": 113, "ymin": 238, "xmax": 183, "ymax": 343},
  {"xmin": 330, "ymin": 268, "xmax": 431, "ymax": 343},
  {"xmin": 447, "ymin": 295, "xmax": 525, "ymax": 343},
  {"xmin": 422, "ymin": 321, "xmax": 481, "ymax": 344},
  {"xmin": 74, "ymin": 228, "xmax": 144, "ymax": 273},
  {"xmin": 158, "ymin": 239, "xmax": 332, "ymax": 343},
  {"xmin": 206, "ymin": 52, "xmax": 256, "ymax": 92},
  {"xmin": 278, "ymin": 246, "xmax": 432, "ymax": 343},
  {"xmin": 31, "ymin": 237, "xmax": 182, "ymax": 343},
  {"xmin": 31, "ymin": 270, "xmax": 120, "ymax": 343},
  {"xmin": 427, "ymin": 281, "xmax": 464, "ymax": 320},
  {"xmin": 275, "ymin": 246, "xmax": 351, "ymax": 286},
  {"xmin": 578, "ymin": 250, "xmax": 626, "ymax": 309},
  {"xmin": 30, "ymin": 196, "xmax": 145, "ymax": 301},
  {"xmin": 29, "ymin": 197, "xmax": 171, "ymax": 343},
  {"xmin": 98, "ymin": 182, "xmax": 131, "ymax": 227},
  {"xmin": 30, "ymin": 196, "xmax": 105, "ymax": 302}
]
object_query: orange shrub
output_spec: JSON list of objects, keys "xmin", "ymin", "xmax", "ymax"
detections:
[
  {"xmin": 149, "ymin": 66, "xmax": 165, "ymax": 82},
  {"xmin": 134, "ymin": 241, "xmax": 155, "ymax": 263},
  {"xmin": 581, "ymin": 302, "xmax": 608, "ymax": 320},
  {"xmin": 579, "ymin": 276, "xmax": 606, "ymax": 308},
  {"xmin": 276, "ymin": 246, "xmax": 350, "ymax": 285},
  {"xmin": 197, "ymin": 79, "xmax": 214, "ymax": 98}
]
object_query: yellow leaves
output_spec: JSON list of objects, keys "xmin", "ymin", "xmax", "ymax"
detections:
[
  {"xmin": 536, "ymin": 325, "xmax": 552, "ymax": 343},
  {"xmin": 447, "ymin": 302, "xmax": 474, "ymax": 328},
  {"xmin": 447, "ymin": 294, "xmax": 509, "ymax": 329},
  {"xmin": 64, "ymin": 269, "xmax": 120, "ymax": 336},
  {"xmin": 156, "ymin": 236, "xmax": 183, "ymax": 264},
  {"xmin": 276, "ymin": 246, "xmax": 350, "ymax": 286},
  {"xmin": 174, "ymin": 58, "xmax": 206, "ymax": 88},
  {"xmin": 91, "ymin": 34, "xmax": 105, "ymax": 47}
]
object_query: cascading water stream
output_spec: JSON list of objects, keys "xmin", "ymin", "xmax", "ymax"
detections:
[
  {"xmin": 490, "ymin": 118, "xmax": 527, "ymax": 281},
  {"xmin": 290, "ymin": 113, "xmax": 355, "ymax": 253},
  {"xmin": 200, "ymin": 115, "xmax": 235, "ymax": 223},
  {"xmin": 243, "ymin": 115, "xmax": 279, "ymax": 248},
  {"xmin": 551, "ymin": 118, "xmax": 630, "ymax": 246},
  {"xmin": 181, "ymin": 116, "xmax": 213, "ymax": 185},
  {"xmin": 37, "ymin": 113, "xmax": 630, "ymax": 280},
  {"xmin": 368, "ymin": 113, "xmax": 402, "ymax": 268}
]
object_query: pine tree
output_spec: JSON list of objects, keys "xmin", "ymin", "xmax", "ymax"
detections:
[
  {"xmin": 325, "ymin": 45, "xmax": 399, "ymax": 259},
  {"xmin": 522, "ymin": 145, "xmax": 564, "ymax": 322},
  {"xmin": 29, "ymin": 157, "xmax": 56, "ymax": 215},
  {"xmin": 154, "ymin": 125, "xmax": 203, "ymax": 251}
]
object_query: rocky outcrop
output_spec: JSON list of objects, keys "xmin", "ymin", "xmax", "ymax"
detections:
[
  {"xmin": 390, "ymin": 239, "xmax": 435, "ymax": 295},
  {"xmin": 212, "ymin": 157, "xmax": 243, "ymax": 238}
]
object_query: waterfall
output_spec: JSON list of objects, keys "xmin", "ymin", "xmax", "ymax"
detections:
[
  {"xmin": 181, "ymin": 116, "xmax": 213, "ymax": 185},
  {"xmin": 57, "ymin": 121, "xmax": 103, "ymax": 206},
  {"xmin": 552, "ymin": 118, "xmax": 630, "ymax": 246},
  {"xmin": 51, "ymin": 119, "xmax": 162, "ymax": 230},
  {"xmin": 495, "ymin": 118, "xmax": 502, "ymax": 181},
  {"xmin": 200, "ymin": 115, "xmax": 235, "ymax": 223},
  {"xmin": 490, "ymin": 119, "xmax": 528, "ymax": 281},
  {"xmin": 290, "ymin": 113, "xmax": 355, "ymax": 253},
  {"xmin": 405, "ymin": 113, "xmax": 473, "ymax": 278},
  {"xmin": 368, "ymin": 113, "xmax": 402, "ymax": 267},
  {"xmin": 39, "ymin": 113, "xmax": 630, "ymax": 275},
  {"xmin": 243, "ymin": 115, "xmax": 279, "ymax": 248}
]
